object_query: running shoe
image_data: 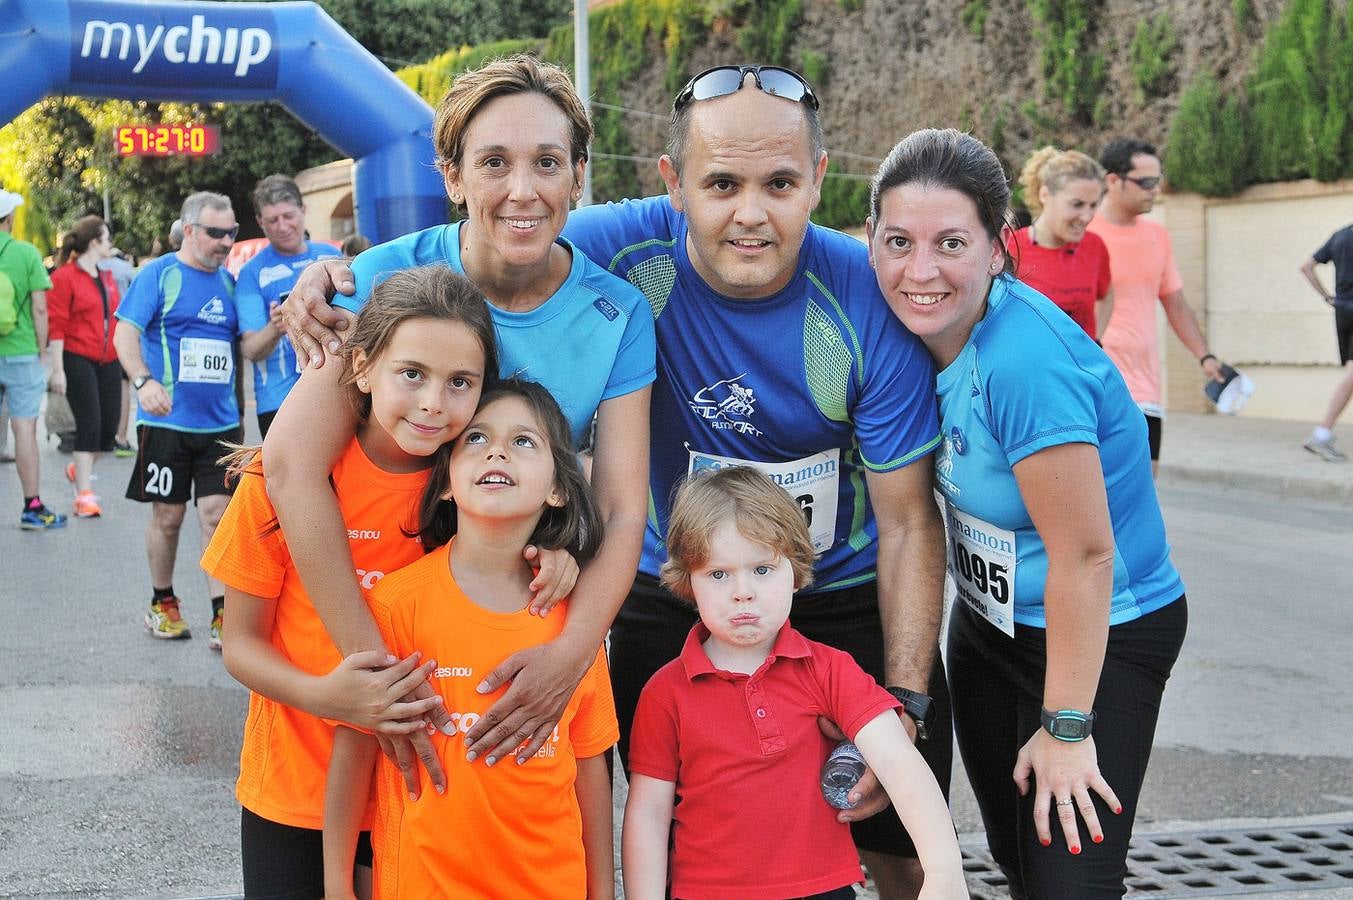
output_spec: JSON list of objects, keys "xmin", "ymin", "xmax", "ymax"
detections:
[
  {"xmin": 208, "ymin": 610, "xmax": 224, "ymax": 651},
  {"xmin": 20, "ymin": 504, "xmax": 67, "ymax": 530},
  {"xmin": 1303, "ymin": 437, "xmax": 1348, "ymax": 462},
  {"xmin": 113, "ymin": 440, "xmax": 134, "ymax": 458},
  {"xmin": 145, "ymin": 598, "xmax": 191, "ymax": 640},
  {"xmin": 74, "ymin": 490, "xmax": 102, "ymax": 518}
]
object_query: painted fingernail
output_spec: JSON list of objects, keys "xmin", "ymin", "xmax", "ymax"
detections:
[
  {"xmin": 1040, "ymin": 838, "xmax": 1051, "ymax": 847},
  {"xmin": 441, "ymin": 723, "xmax": 456, "ymax": 736},
  {"xmin": 1115, "ymin": 806, "xmax": 1123, "ymax": 814},
  {"xmin": 1070, "ymin": 845, "xmax": 1081, "ymax": 855},
  {"xmin": 1093, "ymin": 834, "xmax": 1104, "ymax": 843},
  {"xmin": 485, "ymin": 756, "xmax": 497, "ymax": 767},
  {"xmin": 465, "ymin": 750, "xmax": 477, "ymax": 761},
  {"xmin": 516, "ymin": 756, "xmax": 527, "ymax": 766}
]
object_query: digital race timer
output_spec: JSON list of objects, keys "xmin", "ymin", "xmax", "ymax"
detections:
[{"xmin": 114, "ymin": 124, "xmax": 221, "ymax": 157}]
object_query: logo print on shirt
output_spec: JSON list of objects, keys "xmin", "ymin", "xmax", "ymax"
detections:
[
  {"xmin": 196, "ymin": 296, "xmax": 227, "ymax": 325},
  {"xmin": 257, "ymin": 263, "xmax": 292, "ymax": 290},
  {"xmin": 689, "ymin": 374, "xmax": 762, "ymax": 437},
  {"xmin": 592, "ymin": 297, "xmax": 619, "ymax": 321},
  {"xmin": 936, "ymin": 433, "xmax": 960, "ymax": 498}
]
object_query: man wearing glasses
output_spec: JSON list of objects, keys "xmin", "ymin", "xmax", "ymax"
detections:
[
  {"xmin": 114, "ymin": 191, "xmax": 244, "ymax": 650},
  {"xmin": 562, "ymin": 66, "xmax": 948, "ymax": 899},
  {"xmin": 282, "ymin": 67, "xmax": 948, "ymax": 898},
  {"xmin": 1090, "ymin": 139, "xmax": 1226, "ymax": 475}
]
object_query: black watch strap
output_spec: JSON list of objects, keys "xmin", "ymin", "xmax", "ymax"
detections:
[
  {"xmin": 1040, "ymin": 707, "xmax": 1096, "ymax": 742},
  {"xmin": 132, "ymin": 374, "xmax": 151, "ymax": 390},
  {"xmin": 885, "ymin": 686, "xmax": 934, "ymax": 742}
]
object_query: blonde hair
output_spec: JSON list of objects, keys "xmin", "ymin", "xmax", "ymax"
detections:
[
  {"xmin": 660, "ymin": 467, "xmax": 817, "ymax": 602},
  {"xmin": 433, "ymin": 54, "xmax": 592, "ymax": 175},
  {"xmin": 1018, "ymin": 146, "xmax": 1104, "ymax": 217}
]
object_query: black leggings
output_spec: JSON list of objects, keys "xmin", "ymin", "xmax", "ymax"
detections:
[
  {"xmin": 947, "ymin": 596, "xmax": 1187, "ymax": 899},
  {"xmin": 63, "ymin": 353, "xmax": 121, "ymax": 453},
  {"xmin": 240, "ymin": 806, "xmax": 372, "ymax": 899}
]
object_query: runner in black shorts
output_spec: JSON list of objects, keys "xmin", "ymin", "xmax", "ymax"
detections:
[
  {"xmin": 1299, "ymin": 228, "xmax": 1353, "ymax": 461},
  {"xmin": 126, "ymin": 424, "xmax": 241, "ymax": 505}
]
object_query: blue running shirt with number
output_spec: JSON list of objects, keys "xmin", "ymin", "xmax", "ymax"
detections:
[
  {"xmin": 337, "ymin": 222, "xmax": 655, "ymax": 447},
  {"xmin": 934, "ymin": 275, "xmax": 1183, "ymax": 627},
  {"xmin": 236, "ymin": 241, "xmax": 342, "ymax": 414},
  {"xmin": 564, "ymin": 197, "xmax": 939, "ymax": 591},
  {"xmin": 117, "ymin": 254, "xmax": 241, "ymax": 432}
]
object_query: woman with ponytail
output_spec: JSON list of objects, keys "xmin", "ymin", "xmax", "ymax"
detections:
[
  {"xmin": 47, "ymin": 215, "xmax": 121, "ymax": 517},
  {"xmin": 1009, "ymin": 147, "xmax": 1114, "ymax": 340}
]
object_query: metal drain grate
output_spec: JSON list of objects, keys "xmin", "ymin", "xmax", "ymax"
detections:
[{"xmin": 961, "ymin": 821, "xmax": 1353, "ymax": 897}]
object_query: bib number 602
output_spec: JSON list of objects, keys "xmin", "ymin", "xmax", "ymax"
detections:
[{"xmin": 952, "ymin": 542, "xmax": 1010, "ymax": 604}]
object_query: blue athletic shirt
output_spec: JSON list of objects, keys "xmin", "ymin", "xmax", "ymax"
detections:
[
  {"xmin": 337, "ymin": 222, "xmax": 656, "ymax": 447},
  {"xmin": 563, "ymin": 196, "xmax": 940, "ymax": 592},
  {"xmin": 236, "ymin": 241, "xmax": 342, "ymax": 414},
  {"xmin": 117, "ymin": 254, "xmax": 241, "ymax": 433},
  {"xmin": 933, "ymin": 275, "xmax": 1183, "ymax": 628}
]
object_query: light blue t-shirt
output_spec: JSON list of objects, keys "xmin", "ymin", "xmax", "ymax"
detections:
[
  {"xmin": 117, "ymin": 254, "xmax": 241, "ymax": 433},
  {"xmin": 934, "ymin": 275, "xmax": 1183, "ymax": 628},
  {"xmin": 338, "ymin": 222, "xmax": 656, "ymax": 447},
  {"xmin": 564, "ymin": 197, "xmax": 940, "ymax": 591},
  {"xmin": 236, "ymin": 241, "xmax": 342, "ymax": 414}
]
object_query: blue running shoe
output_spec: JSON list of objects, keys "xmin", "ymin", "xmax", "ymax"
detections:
[{"xmin": 21, "ymin": 503, "xmax": 68, "ymax": 530}]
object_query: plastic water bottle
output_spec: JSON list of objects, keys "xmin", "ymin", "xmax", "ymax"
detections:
[{"xmin": 821, "ymin": 740, "xmax": 867, "ymax": 810}]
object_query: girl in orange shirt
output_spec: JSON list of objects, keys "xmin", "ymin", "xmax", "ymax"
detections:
[
  {"xmin": 202, "ymin": 268, "xmax": 575, "ymax": 899},
  {"xmin": 324, "ymin": 379, "xmax": 618, "ymax": 900}
]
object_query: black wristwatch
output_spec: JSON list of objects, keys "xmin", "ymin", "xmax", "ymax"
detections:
[
  {"xmin": 1040, "ymin": 707, "xmax": 1096, "ymax": 742},
  {"xmin": 886, "ymin": 687, "xmax": 935, "ymax": 743},
  {"xmin": 132, "ymin": 374, "xmax": 152, "ymax": 390}
]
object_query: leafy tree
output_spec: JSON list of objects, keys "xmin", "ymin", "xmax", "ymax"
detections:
[{"xmin": 1165, "ymin": 71, "xmax": 1250, "ymax": 197}]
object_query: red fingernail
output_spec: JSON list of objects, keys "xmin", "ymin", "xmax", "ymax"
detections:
[
  {"xmin": 1040, "ymin": 838, "xmax": 1051, "ymax": 847},
  {"xmin": 1070, "ymin": 845, "xmax": 1081, "ymax": 855},
  {"xmin": 1115, "ymin": 806, "xmax": 1123, "ymax": 814}
]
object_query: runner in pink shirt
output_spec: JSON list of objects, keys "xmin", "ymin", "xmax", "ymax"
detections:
[{"xmin": 1087, "ymin": 139, "xmax": 1228, "ymax": 475}]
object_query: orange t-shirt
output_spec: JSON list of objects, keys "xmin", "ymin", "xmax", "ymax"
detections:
[
  {"xmin": 367, "ymin": 541, "xmax": 619, "ymax": 900},
  {"xmin": 200, "ymin": 438, "xmax": 430, "ymax": 830},
  {"xmin": 1087, "ymin": 214, "xmax": 1185, "ymax": 412}
]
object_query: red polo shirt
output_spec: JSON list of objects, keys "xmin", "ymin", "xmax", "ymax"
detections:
[
  {"xmin": 1007, "ymin": 226, "xmax": 1111, "ymax": 338},
  {"xmin": 629, "ymin": 623, "xmax": 901, "ymax": 900}
]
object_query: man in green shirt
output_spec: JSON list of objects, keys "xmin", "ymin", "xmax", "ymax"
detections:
[{"xmin": 0, "ymin": 189, "xmax": 64, "ymax": 529}]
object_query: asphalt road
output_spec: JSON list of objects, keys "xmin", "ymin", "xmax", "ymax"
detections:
[{"xmin": 1, "ymin": 435, "xmax": 1349, "ymax": 898}]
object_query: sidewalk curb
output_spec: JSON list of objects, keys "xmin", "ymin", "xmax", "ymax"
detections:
[{"xmin": 1158, "ymin": 463, "xmax": 1353, "ymax": 506}]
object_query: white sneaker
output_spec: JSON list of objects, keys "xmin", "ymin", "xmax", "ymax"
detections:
[{"xmin": 1304, "ymin": 437, "xmax": 1348, "ymax": 462}]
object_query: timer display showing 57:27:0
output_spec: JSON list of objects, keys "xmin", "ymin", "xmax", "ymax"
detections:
[{"xmin": 114, "ymin": 124, "xmax": 220, "ymax": 157}]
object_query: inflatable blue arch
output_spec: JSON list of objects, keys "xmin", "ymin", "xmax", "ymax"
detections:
[{"xmin": 0, "ymin": 0, "xmax": 446, "ymax": 242}]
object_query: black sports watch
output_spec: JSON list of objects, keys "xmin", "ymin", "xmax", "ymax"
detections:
[
  {"xmin": 886, "ymin": 687, "xmax": 935, "ymax": 743},
  {"xmin": 1040, "ymin": 707, "xmax": 1096, "ymax": 742},
  {"xmin": 132, "ymin": 374, "xmax": 152, "ymax": 390}
]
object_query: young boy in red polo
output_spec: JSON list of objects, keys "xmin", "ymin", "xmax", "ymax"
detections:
[{"xmin": 622, "ymin": 467, "xmax": 967, "ymax": 900}]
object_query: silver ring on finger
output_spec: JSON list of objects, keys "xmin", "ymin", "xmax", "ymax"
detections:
[{"xmin": 1056, "ymin": 798, "xmax": 1075, "ymax": 807}]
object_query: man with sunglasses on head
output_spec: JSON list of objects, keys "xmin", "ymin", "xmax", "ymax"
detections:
[
  {"xmin": 280, "ymin": 66, "xmax": 949, "ymax": 898},
  {"xmin": 563, "ymin": 65, "xmax": 949, "ymax": 900},
  {"xmin": 114, "ymin": 191, "xmax": 244, "ymax": 650},
  {"xmin": 1090, "ymin": 139, "xmax": 1227, "ymax": 475}
]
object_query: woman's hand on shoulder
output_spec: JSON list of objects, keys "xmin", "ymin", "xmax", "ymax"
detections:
[
  {"xmin": 523, "ymin": 544, "xmax": 579, "ymax": 616},
  {"xmin": 1013, "ymin": 730, "xmax": 1122, "ymax": 854},
  {"xmin": 280, "ymin": 257, "xmax": 356, "ymax": 368}
]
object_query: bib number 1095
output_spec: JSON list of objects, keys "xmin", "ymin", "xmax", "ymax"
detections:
[{"xmin": 951, "ymin": 541, "xmax": 1009, "ymax": 604}]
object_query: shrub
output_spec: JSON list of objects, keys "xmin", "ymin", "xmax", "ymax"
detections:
[
  {"xmin": 1165, "ymin": 71, "xmax": 1251, "ymax": 196},
  {"xmin": 1129, "ymin": 13, "xmax": 1178, "ymax": 103}
]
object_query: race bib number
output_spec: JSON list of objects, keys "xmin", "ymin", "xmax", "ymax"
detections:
[
  {"xmin": 688, "ymin": 449, "xmax": 840, "ymax": 551},
  {"xmin": 946, "ymin": 501, "xmax": 1016, "ymax": 637},
  {"xmin": 178, "ymin": 337, "xmax": 233, "ymax": 384}
]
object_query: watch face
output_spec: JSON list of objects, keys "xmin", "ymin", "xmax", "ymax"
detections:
[{"xmin": 1048, "ymin": 715, "xmax": 1091, "ymax": 740}]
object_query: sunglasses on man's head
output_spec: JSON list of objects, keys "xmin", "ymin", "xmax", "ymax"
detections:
[
  {"xmin": 192, "ymin": 223, "xmax": 239, "ymax": 240},
  {"xmin": 672, "ymin": 65, "xmax": 818, "ymax": 122},
  {"xmin": 1121, "ymin": 175, "xmax": 1161, "ymax": 190}
]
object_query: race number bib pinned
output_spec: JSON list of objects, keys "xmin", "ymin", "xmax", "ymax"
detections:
[
  {"xmin": 178, "ymin": 337, "xmax": 233, "ymax": 384},
  {"xmin": 687, "ymin": 448, "xmax": 841, "ymax": 551},
  {"xmin": 945, "ymin": 501, "xmax": 1016, "ymax": 637}
]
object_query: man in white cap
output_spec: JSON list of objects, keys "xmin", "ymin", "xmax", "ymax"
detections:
[{"xmin": 0, "ymin": 188, "xmax": 65, "ymax": 529}]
